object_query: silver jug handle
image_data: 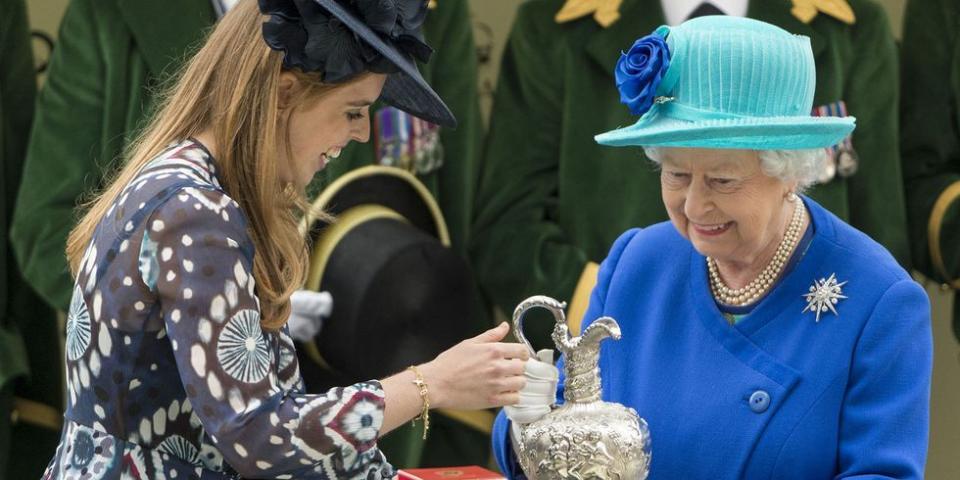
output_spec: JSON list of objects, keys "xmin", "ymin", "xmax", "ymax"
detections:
[{"xmin": 512, "ymin": 295, "xmax": 567, "ymax": 357}]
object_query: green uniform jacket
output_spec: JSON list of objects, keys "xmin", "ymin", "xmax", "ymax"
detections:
[
  {"xmin": 0, "ymin": 0, "xmax": 34, "ymax": 396},
  {"xmin": 1, "ymin": 0, "xmax": 62, "ymax": 477},
  {"xmin": 900, "ymin": 0, "xmax": 960, "ymax": 339},
  {"xmin": 6, "ymin": 2, "xmax": 214, "ymax": 477},
  {"xmin": 10, "ymin": 0, "xmax": 217, "ymax": 312},
  {"xmin": 471, "ymin": 0, "xmax": 909, "ymax": 335},
  {"xmin": 10, "ymin": 0, "xmax": 487, "ymax": 468}
]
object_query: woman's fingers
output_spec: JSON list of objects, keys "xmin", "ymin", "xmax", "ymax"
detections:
[
  {"xmin": 490, "ymin": 391, "xmax": 521, "ymax": 407},
  {"xmin": 497, "ymin": 375, "xmax": 527, "ymax": 393},
  {"xmin": 467, "ymin": 322, "xmax": 510, "ymax": 343},
  {"xmin": 491, "ymin": 358, "xmax": 526, "ymax": 377},
  {"xmin": 493, "ymin": 342, "xmax": 530, "ymax": 361}
]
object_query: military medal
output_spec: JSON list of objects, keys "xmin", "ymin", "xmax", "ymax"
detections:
[
  {"xmin": 375, "ymin": 106, "xmax": 444, "ymax": 175},
  {"xmin": 802, "ymin": 273, "xmax": 848, "ymax": 322},
  {"xmin": 816, "ymin": 151, "xmax": 837, "ymax": 184},
  {"xmin": 812, "ymin": 101, "xmax": 858, "ymax": 182},
  {"xmin": 375, "ymin": 107, "xmax": 403, "ymax": 169},
  {"xmin": 420, "ymin": 118, "xmax": 443, "ymax": 174},
  {"xmin": 835, "ymin": 146, "xmax": 858, "ymax": 177}
]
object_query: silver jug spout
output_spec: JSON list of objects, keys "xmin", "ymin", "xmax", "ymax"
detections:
[{"xmin": 512, "ymin": 295, "xmax": 621, "ymax": 403}]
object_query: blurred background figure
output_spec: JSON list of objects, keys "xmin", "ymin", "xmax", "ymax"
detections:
[
  {"xmin": 901, "ymin": 0, "xmax": 960, "ymax": 343},
  {"xmin": 11, "ymin": 0, "xmax": 220, "ymax": 319},
  {"xmin": 0, "ymin": 0, "xmax": 61, "ymax": 477}
]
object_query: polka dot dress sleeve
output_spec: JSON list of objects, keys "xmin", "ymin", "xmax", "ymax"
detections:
[{"xmin": 142, "ymin": 187, "xmax": 395, "ymax": 479}]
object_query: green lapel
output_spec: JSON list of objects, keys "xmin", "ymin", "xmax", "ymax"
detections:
[
  {"xmin": 116, "ymin": 0, "xmax": 217, "ymax": 78},
  {"xmin": 584, "ymin": 0, "xmax": 666, "ymax": 77},
  {"xmin": 749, "ymin": 0, "xmax": 826, "ymax": 57}
]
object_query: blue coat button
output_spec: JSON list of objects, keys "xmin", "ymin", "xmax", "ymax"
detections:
[{"xmin": 749, "ymin": 390, "xmax": 771, "ymax": 413}]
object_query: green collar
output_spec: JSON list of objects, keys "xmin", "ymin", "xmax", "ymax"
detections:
[
  {"xmin": 116, "ymin": 0, "xmax": 217, "ymax": 78},
  {"xmin": 585, "ymin": 0, "xmax": 666, "ymax": 76},
  {"xmin": 749, "ymin": 0, "xmax": 826, "ymax": 58}
]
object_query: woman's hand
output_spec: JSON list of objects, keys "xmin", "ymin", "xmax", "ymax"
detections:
[
  {"xmin": 419, "ymin": 322, "xmax": 530, "ymax": 410},
  {"xmin": 503, "ymin": 348, "xmax": 559, "ymax": 424},
  {"xmin": 378, "ymin": 322, "xmax": 529, "ymax": 436}
]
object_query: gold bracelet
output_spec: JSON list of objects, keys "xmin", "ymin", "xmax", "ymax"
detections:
[{"xmin": 407, "ymin": 365, "xmax": 430, "ymax": 440}]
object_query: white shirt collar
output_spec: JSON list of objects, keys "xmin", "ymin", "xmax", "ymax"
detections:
[
  {"xmin": 661, "ymin": 0, "xmax": 750, "ymax": 26},
  {"xmin": 211, "ymin": 0, "xmax": 240, "ymax": 19}
]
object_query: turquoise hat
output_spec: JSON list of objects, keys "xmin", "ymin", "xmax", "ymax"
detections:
[{"xmin": 595, "ymin": 16, "xmax": 855, "ymax": 150}]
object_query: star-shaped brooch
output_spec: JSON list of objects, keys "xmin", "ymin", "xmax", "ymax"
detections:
[{"xmin": 802, "ymin": 273, "xmax": 848, "ymax": 322}]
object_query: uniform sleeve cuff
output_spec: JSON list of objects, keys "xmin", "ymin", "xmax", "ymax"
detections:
[{"xmin": 927, "ymin": 180, "xmax": 960, "ymax": 289}]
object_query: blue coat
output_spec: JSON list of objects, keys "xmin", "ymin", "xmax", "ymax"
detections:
[{"xmin": 493, "ymin": 197, "xmax": 932, "ymax": 479}]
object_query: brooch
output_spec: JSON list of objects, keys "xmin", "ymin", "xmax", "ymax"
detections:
[{"xmin": 802, "ymin": 273, "xmax": 848, "ymax": 322}]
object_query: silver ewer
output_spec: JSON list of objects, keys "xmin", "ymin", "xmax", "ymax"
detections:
[{"xmin": 512, "ymin": 296, "xmax": 651, "ymax": 480}]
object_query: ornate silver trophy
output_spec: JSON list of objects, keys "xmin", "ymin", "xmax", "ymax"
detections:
[{"xmin": 512, "ymin": 296, "xmax": 651, "ymax": 480}]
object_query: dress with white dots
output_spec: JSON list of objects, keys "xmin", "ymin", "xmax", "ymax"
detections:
[{"xmin": 42, "ymin": 139, "xmax": 395, "ymax": 479}]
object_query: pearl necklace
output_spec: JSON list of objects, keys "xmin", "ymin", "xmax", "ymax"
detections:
[{"xmin": 707, "ymin": 199, "xmax": 805, "ymax": 306}]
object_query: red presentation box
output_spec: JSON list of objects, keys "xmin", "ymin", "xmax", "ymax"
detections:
[{"xmin": 397, "ymin": 466, "xmax": 506, "ymax": 480}]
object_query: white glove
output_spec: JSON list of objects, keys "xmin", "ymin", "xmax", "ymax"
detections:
[
  {"xmin": 503, "ymin": 349, "xmax": 559, "ymax": 425},
  {"xmin": 287, "ymin": 290, "xmax": 333, "ymax": 341}
]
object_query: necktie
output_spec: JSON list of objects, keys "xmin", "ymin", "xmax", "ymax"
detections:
[{"xmin": 686, "ymin": 2, "xmax": 726, "ymax": 20}]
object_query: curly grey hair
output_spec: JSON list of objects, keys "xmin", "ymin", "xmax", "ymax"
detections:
[{"xmin": 642, "ymin": 147, "xmax": 827, "ymax": 192}]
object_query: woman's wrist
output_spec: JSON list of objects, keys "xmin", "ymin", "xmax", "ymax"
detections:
[
  {"xmin": 416, "ymin": 360, "xmax": 448, "ymax": 410},
  {"xmin": 406, "ymin": 365, "xmax": 431, "ymax": 440}
]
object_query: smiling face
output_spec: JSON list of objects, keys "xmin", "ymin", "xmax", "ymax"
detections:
[
  {"xmin": 659, "ymin": 147, "xmax": 797, "ymax": 267},
  {"xmin": 278, "ymin": 72, "xmax": 388, "ymax": 188}
]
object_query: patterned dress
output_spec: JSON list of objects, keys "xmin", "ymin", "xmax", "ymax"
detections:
[{"xmin": 42, "ymin": 139, "xmax": 395, "ymax": 479}]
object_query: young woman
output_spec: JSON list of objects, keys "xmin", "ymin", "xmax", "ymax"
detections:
[{"xmin": 43, "ymin": 1, "xmax": 528, "ymax": 478}]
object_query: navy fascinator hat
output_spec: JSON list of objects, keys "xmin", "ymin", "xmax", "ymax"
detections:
[{"xmin": 259, "ymin": 0, "xmax": 456, "ymax": 128}]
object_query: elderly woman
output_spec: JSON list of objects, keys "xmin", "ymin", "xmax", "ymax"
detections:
[{"xmin": 492, "ymin": 16, "xmax": 932, "ymax": 480}]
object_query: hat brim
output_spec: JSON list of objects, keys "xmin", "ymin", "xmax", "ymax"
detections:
[
  {"xmin": 315, "ymin": 0, "xmax": 457, "ymax": 128},
  {"xmin": 303, "ymin": 165, "xmax": 450, "ymax": 246},
  {"xmin": 297, "ymin": 166, "xmax": 471, "ymax": 381},
  {"xmin": 304, "ymin": 219, "xmax": 474, "ymax": 380},
  {"xmin": 595, "ymin": 112, "xmax": 856, "ymax": 150}
]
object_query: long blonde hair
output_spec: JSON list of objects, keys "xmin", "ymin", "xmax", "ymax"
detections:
[{"xmin": 67, "ymin": 0, "xmax": 340, "ymax": 330}]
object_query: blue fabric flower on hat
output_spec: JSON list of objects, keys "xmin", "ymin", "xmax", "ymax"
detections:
[
  {"xmin": 259, "ymin": 0, "xmax": 432, "ymax": 83},
  {"xmin": 616, "ymin": 32, "xmax": 672, "ymax": 116}
]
